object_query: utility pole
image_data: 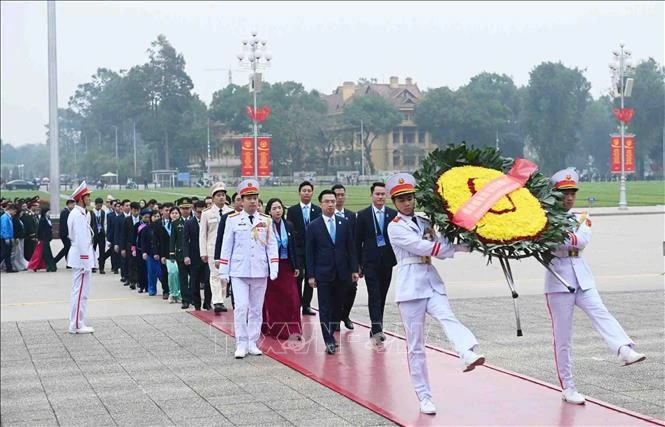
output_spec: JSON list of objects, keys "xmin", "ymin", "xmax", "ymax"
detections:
[
  {"xmin": 132, "ymin": 120, "xmax": 137, "ymax": 177},
  {"xmin": 360, "ymin": 119, "xmax": 365, "ymax": 177}
]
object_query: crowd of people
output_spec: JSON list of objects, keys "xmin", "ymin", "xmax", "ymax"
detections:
[{"xmin": 0, "ymin": 169, "xmax": 648, "ymax": 415}]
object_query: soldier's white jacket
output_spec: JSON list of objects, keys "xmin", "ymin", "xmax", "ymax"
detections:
[
  {"xmin": 218, "ymin": 211, "xmax": 278, "ymax": 280},
  {"xmin": 67, "ymin": 205, "xmax": 95, "ymax": 270},
  {"xmin": 387, "ymin": 213, "xmax": 461, "ymax": 303},
  {"xmin": 544, "ymin": 212, "xmax": 595, "ymax": 293},
  {"xmin": 199, "ymin": 204, "xmax": 233, "ymax": 259}
]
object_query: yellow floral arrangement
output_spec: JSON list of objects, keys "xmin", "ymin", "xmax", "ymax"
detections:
[
  {"xmin": 414, "ymin": 143, "xmax": 573, "ymax": 262},
  {"xmin": 436, "ymin": 165, "xmax": 547, "ymax": 243}
]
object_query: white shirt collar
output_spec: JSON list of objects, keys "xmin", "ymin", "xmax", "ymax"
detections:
[
  {"xmin": 373, "ymin": 205, "xmax": 385, "ymax": 215},
  {"xmin": 335, "ymin": 209, "xmax": 345, "ymax": 216},
  {"xmin": 300, "ymin": 202, "xmax": 311, "ymax": 209},
  {"xmin": 322, "ymin": 213, "xmax": 335, "ymax": 222}
]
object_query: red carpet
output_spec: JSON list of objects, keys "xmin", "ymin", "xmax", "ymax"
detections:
[{"xmin": 191, "ymin": 310, "xmax": 663, "ymax": 426}]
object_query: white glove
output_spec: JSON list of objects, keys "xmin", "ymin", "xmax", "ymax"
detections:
[
  {"xmin": 454, "ymin": 243, "xmax": 472, "ymax": 253},
  {"xmin": 270, "ymin": 273, "xmax": 278, "ymax": 281}
]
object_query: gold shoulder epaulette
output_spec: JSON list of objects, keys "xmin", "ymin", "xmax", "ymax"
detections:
[
  {"xmin": 392, "ymin": 216, "xmax": 401, "ymax": 223},
  {"xmin": 259, "ymin": 212, "xmax": 270, "ymax": 218},
  {"xmin": 228, "ymin": 211, "xmax": 240, "ymax": 217},
  {"xmin": 202, "ymin": 206, "xmax": 212, "ymax": 212}
]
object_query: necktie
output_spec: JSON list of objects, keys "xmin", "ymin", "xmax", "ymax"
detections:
[
  {"xmin": 336, "ymin": 211, "xmax": 344, "ymax": 218},
  {"xmin": 219, "ymin": 208, "xmax": 224, "ymax": 218},
  {"xmin": 328, "ymin": 218, "xmax": 336, "ymax": 241},
  {"xmin": 303, "ymin": 205, "xmax": 310, "ymax": 224},
  {"xmin": 249, "ymin": 215, "xmax": 254, "ymax": 224},
  {"xmin": 412, "ymin": 216, "xmax": 420, "ymax": 230},
  {"xmin": 376, "ymin": 210, "xmax": 384, "ymax": 233}
]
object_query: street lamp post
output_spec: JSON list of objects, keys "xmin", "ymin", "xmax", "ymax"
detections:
[
  {"xmin": 237, "ymin": 31, "xmax": 272, "ymax": 179},
  {"xmin": 111, "ymin": 125, "xmax": 119, "ymax": 186},
  {"xmin": 610, "ymin": 44, "xmax": 634, "ymax": 210}
]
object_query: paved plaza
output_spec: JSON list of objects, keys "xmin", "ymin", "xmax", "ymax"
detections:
[{"xmin": 1, "ymin": 207, "xmax": 663, "ymax": 426}]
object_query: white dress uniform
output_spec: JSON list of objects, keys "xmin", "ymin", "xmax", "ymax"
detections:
[
  {"xmin": 545, "ymin": 169, "xmax": 642, "ymax": 399},
  {"xmin": 218, "ymin": 180, "xmax": 278, "ymax": 356},
  {"xmin": 385, "ymin": 173, "xmax": 483, "ymax": 410},
  {"xmin": 199, "ymin": 182, "xmax": 233, "ymax": 307},
  {"xmin": 67, "ymin": 182, "xmax": 96, "ymax": 333}
]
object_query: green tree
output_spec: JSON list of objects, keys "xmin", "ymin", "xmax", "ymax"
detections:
[
  {"xmin": 342, "ymin": 94, "xmax": 401, "ymax": 174},
  {"xmin": 523, "ymin": 62, "xmax": 591, "ymax": 174},
  {"xmin": 415, "ymin": 86, "xmax": 463, "ymax": 145},
  {"xmin": 628, "ymin": 58, "xmax": 665, "ymax": 178},
  {"xmin": 579, "ymin": 95, "xmax": 615, "ymax": 178}
]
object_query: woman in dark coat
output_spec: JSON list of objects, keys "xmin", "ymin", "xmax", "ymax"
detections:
[
  {"xmin": 28, "ymin": 207, "xmax": 57, "ymax": 272},
  {"xmin": 261, "ymin": 198, "xmax": 303, "ymax": 340}
]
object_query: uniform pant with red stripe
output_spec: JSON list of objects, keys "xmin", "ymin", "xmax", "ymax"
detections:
[
  {"xmin": 545, "ymin": 288, "xmax": 634, "ymax": 390},
  {"xmin": 231, "ymin": 277, "xmax": 268, "ymax": 350},
  {"xmin": 69, "ymin": 268, "xmax": 92, "ymax": 331},
  {"xmin": 398, "ymin": 293, "xmax": 479, "ymax": 401}
]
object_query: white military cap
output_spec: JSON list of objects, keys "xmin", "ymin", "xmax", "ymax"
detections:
[
  {"xmin": 237, "ymin": 179, "xmax": 260, "ymax": 196},
  {"xmin": 551, "ymin": 168, "xmax": 579, "ymax": 191},
  {"xmin": 385, "ymin": 173, "xmax": 416, "ymax": 198},
  {"xmin": 70, "ymin": 181, "xmax": 91, "ymax": 202},
  {"xmin": 210, "ymin": 182, "xmax": 228, "ymax": 197}
]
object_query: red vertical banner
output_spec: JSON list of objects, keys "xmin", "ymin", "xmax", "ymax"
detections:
[
  {"xmin": 241, "ymin": 137, "xmax": 255, "ymax": 177},
  {"xmin": 624, "ymin": 135, "xmax": 635, "ymax": 173},
  {"xmin": 257, "ymin": 137, "xmax": 271, "ymax": 177},
  {"xmin": 610, "ymin": 135, "xmax": 622, "ymax": 173}
]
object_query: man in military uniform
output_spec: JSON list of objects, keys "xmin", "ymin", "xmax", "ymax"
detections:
[
  {"xmin": 67, "ymin": 181, "xmax": 96, "ymax": 334},
  {"xmin": 200, "ymin": 182, "xmax": 233, "ymax": 313},
  {"xmin": 386, "ymin": 173, "xmax": 485, "ymax": 415},
  {"xmin": 22, "ymin": 197, "xmax": 40, "ymax": 261},
  {"xmin": 545, "ymin": 168, "xmax": 646, "ymax": 405},
  {"xmin": 218, "ymin": 179, "xmax": 278, "ymax": 359}
]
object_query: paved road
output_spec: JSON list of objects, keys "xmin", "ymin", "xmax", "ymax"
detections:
[{"xmin": 1, "ymin": 209, "xmax": 663, "ymax": 425}]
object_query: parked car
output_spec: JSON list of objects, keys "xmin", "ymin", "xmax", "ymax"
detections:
[{"xmin": 5, "ymin": 179, "xmax": 39, "ymax": 190}]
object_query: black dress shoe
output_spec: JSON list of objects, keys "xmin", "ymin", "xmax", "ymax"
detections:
[
  {"xmin": 120, "ymin": 277, "xmax": 127, "ymax": 283},
  {"xmin": 129, "ymin": 283, "xmax": 136, "ymax": 290},
  {"xmin": 343, "ymin": 318, "xmax": 355, "ymax": 330},
  {"xmin": 99, "ymin": 270, "xmax": 106, "ymax": 275},
  {"xmin": 326, "ymin": 343, "xmax": 336, "ymax": 354},
  {"xmin": 302, "ymin": 308, "xmax": 316, "ymax": 316},
  {"xmin": 202, "ymin": 303, "xmax": 212, "ymax": 310},
  {"xmin": 92, "ymin": 268, "xmax": 97, "ymax": 273},
  {"xmin": 138, "ymin": 288, "xmax": 144, "ymax": 293},
  {"xmin": 112, "ymin": 269, "xmax": 118, "ymax": 274},
  {"xmin": 162, "ymin": 294, "xmax": 169, "ymax": 300},
  {"xmin": 194, "ymin": 306, "xmax": 201, "ymax": 311},
  {"xmin": 181, "ymin": 302, "xmax": 190, "ymax": 309}
]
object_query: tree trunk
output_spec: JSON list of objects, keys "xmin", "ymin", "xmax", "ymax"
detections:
[{"xmin": 164, "ymin": 130, "xmax": 170, "ymax": 170}]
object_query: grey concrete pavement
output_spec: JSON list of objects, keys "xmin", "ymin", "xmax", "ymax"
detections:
[{"xmin": 1, "ymin": 208, "xmax": 663, "ymax": 425}]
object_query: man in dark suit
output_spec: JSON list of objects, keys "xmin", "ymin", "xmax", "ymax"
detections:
[
  {"xmin": 183, "ymin": 200, "xmax": 211, "ymax": 310},
  {"xmin": 356, "ymin": 182, "xmax": 397, "ymax": 343},
  {"xmin": 90, "ymin": 198, "xmax": 107, "ymax": 274},
  {"xmin": 306, "ymin": 189, "xmax": 359, "ymax": 354},
  {"xmin": 286, "ymin": 181, "xmax": 321, "ymax": 316},
  {"xmin": 332, "ymin": 184, "xmax": 357, "ymax": 330},
  {"xmin": 115, "ymin": 199, "xmax": 132, "ymax": 283},
  {"xmin": 118, "ymin": 202, "xmax": 141, "ymax": 289},
  {"xmin": 105, "ymin": 201, "xmax": 120, "ymax": 274},
  {"xmin": 53, "ymin": 198, "xmax": 75, "ymax": 266}
]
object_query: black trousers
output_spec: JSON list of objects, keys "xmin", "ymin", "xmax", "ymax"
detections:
[
  {"xmin": 92, "ymin": 235, "xmax": 106, "ymax": 271},
  {"xmin": 364, "ymin": 262, "xmax": 393, "ymax": 335},
  {"xmin": 316, "ymin": 278, "xmax": 343, "ymax": 346},
  {"xmin": 160, "ymin": 262, "xmax": 170, "ymax": 295},
  {"xmin": 0, "ymin": 239, "xmax": 13, "ymax": 271},
  {"xmin": 188, "ymin": 262, "xmax": 211, "ymax": 309},
  {"xmin": 53, "ymin": 237, "xmax": 71, "ymax": 264},
  {"xmin": 339, "ymin": 281, "xmax": 357, "ymax": 322},
  {"xmin": 177, "ymin": 260, "xmax": 190, "ymax": 302},
  {"xmin": 298, "ymin": 270, "xmax": 314, "ymax": 310}
]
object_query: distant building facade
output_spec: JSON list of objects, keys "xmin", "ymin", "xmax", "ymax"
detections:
[{"xmin": 321, "ymin": 76, "xmax": 435, "ymax": 173}]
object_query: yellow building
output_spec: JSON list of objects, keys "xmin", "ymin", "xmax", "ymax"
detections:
[{"xmin": 322, "ymin": 76, "xmax": 435, "ymax": 173}]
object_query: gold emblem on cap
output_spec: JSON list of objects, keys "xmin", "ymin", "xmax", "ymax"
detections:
[{"xmin": 398, "ymin": 178, "xmax": 405, "ymax": 184}]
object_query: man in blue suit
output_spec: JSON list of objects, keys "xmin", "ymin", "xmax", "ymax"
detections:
[
  {"xmin": 306, "ymin": 189, "xmax": 359, "ymax": 354},
  {"xmin": 355, "ymin": 182, "xmax": 397, "ymax": 343}
]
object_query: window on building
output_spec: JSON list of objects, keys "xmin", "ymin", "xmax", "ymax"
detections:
[
  {"xmin": 418, "ymin": 130, "xmax": 426, "ymax": 144},
  {"xmin": 403, "ymin": 112, "xmax": 413, "ymax": 122},
  {"xmin": 403, "ymin": 129, "xmax": 415, "ymax": 145},
  {"xmin": 392, "ymin": 150, "xmax": 401, "ymax": 168},
  {"xmin": 392, "ymin": 129, "xmax": 400, "ymax": 145}
]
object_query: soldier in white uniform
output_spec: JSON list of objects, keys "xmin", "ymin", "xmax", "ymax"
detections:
[
  {"xmin": 199, "ymin": 182, "xmax": 233, "ymax": 313},
  {"xmin": 67, "ymin": 181, "xmax": 96, "ymax": 334},
  {"xmin": 545, "ymin": 168, "xmax": 646, "ymax": 405},
  {"xmin": 219, "ymin": 179, "xmax": 278, "ymax": 359},
  {"xmin": 385, "ymin": 173, "xmax": 485, "ymax": 416}
]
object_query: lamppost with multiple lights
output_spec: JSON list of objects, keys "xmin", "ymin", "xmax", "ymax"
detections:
[
  {"xmin": 237, "ymin": 31, "xmax": 271, "ymax": 179},
  {"xmin": 609, "ymin": 44, "xmax": 634, "ymax": 210}
]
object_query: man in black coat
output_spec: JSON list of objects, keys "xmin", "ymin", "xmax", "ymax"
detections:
[
  {"xmin": 306, "ymin": 190, "xmax": 359, "ymax": 354},
  {"xmin": 90, "ymin": 197, "xmax": 107, "ymax": 273},
  {"xmin": 332, "ymin": 184, "xmax": 358, "ymax": 330},
  {"xmin": 118, "ymin": 201, "xmax": 141, "ymax": 289},
  {"xmin": 53, "ymin": 198, "xmax": 75, "ymax": 266},
  {"xmin": 183, "ymin": 200, "xmax": 211, "ymax": 310},
  {"xmin": 355, "ymin": 182, "xmax": 397, "ymax": 343},
  {"xmin": 115, "ymin": 199, "xmax": 131, "ymax": 282},
  {"xmin": 286, "ymin": 180, "xmax": 321, "ymax": 316}
]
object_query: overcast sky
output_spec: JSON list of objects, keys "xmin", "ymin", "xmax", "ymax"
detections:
[{"xmin": 1, "ymin": 1, "xmax": 663, "ymax": 147}]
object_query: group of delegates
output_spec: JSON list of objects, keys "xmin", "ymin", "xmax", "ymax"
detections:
[{"xmin": 0, "ymin": 196, "xmax": 58, "ymax": 273}]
